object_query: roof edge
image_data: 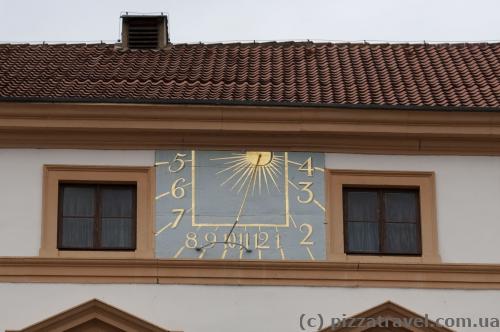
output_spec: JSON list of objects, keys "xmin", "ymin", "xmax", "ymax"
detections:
[
  {"xmin": 0, "ymin": 40, "xmax": 499, "ymax": 47},
  {"xmin": 0, "ymin": 96, "xmax": 498, "ymax": 112}
]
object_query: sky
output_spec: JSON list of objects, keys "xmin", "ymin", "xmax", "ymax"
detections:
[{"xmin": 0, "ymin": 0, "xmax": 499, "ymax": 44}]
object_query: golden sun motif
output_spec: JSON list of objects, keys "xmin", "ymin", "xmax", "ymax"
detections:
[{"xmin": 211, "ymin": 151, "xmax": 283, "ymax": 194}]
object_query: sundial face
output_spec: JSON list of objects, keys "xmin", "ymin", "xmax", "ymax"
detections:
[{"xmin": 155, "ymin": 150, "xmax": 326, "ymax": 260}]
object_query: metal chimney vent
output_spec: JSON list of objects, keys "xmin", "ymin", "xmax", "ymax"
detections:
[{"xmin": 121, "ymin": 15, "xmax": 169, "ymax": 49}]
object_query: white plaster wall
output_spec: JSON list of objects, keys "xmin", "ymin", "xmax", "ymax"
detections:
[
  {"xmin": 0, "ymin": 149, "xmax": 155, "ymax": 256},
  {"xmin": 326, "ymin": 154, "xmax": 500, "ymax": 263},
  {"xmin": 1, "ymin": 149, "xmax": 500, "ymax": 263},
  {"xmin": 1, "ymin": 283, "xmax": 499, "ymax": 332}
]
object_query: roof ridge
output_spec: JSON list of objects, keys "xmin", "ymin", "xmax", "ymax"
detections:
[{"xmin": 0, "ymin": 40, "xmax": 499, "ymax": 48}]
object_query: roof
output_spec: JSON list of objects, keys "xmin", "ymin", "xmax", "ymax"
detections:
[{"xmin": 0, "ymin": 41, "xmax": 499, "ymax": 109}]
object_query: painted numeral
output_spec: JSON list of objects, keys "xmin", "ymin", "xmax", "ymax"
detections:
[
  {"xmin": 298, "ymin": 157, "xmax": 314, "ymax": 176},
  {"xmin": 169, "ymin": 153, "xmax": 187, "ymax": 173},
  {"xmin": 299, "ymin": 223, "xmax": 314, "ymax": 245},
  {"xmin": 297, "ymin": 181, "xmax": 314, "ymax": 204},
  {"xmin": 171, "ymin": 178, "xmax": 186, "ymax": 199}
]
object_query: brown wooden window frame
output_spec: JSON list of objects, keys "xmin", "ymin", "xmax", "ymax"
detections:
[
  {"xmin": 40, "ymin": 165, "xmax": 155, "ymax": 259},
  {"xmin": 327, "ymin": 169, "xmax": 440, "ymax": 264},
  {"xmin": 342, "ymin": 187, "xmax": 422, "ymax": 256},
  {"xmin": 57, "ymin": 182, "xmax": 137, "ymax": 251}
]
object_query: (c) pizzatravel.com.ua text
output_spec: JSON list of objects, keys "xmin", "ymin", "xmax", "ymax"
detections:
[{"xmin": 299, "ymin": 313, "xmax": 500, "ymax": 330}]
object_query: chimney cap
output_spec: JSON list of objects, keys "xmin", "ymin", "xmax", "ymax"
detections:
[
  {"xmin": 121, "ymin": 13, "xmax": 169, "ymax": 49},
  {"xmin": 120, "ymin": 13, "xmax": 168, "ymax": 18}
]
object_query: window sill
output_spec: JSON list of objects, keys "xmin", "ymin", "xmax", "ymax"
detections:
[
  {"xmin": 39, "ymin": 249, "xmax": 151, "ymax": 259},
  {"xmin": 329, "ymin": 253, "xmax": 441, "ymax": 264}
]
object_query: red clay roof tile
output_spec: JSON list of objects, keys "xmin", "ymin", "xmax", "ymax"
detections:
[{"xmin": 0, "ymin": 42, "xmax": 498, "ymax": 108}]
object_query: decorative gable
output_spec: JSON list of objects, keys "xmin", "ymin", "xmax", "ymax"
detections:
[
  {"xmin": 7, "ymin": 299, "xmax": 176, "ymax": 332},
  {"xmin": 324, "ymin": 301, "xmax": 454, "ymax": 332}
]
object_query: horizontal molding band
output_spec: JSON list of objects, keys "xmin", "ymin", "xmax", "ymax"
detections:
[
  {"xmin": 2, "ymin": 257, "xmax": 500, "ymax": 289},
  {"xmin": 2, "ymin": 102, "xmax": 500, "ymax": 154}
]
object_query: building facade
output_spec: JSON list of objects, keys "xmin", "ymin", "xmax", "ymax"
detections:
[{"xmin": 0, "ymin": 15, "xmax": 499, "ymax": 332}]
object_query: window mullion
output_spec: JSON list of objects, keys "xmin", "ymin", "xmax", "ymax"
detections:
[
  {"xmin": 416, "ymin": 190, "xmax": 423, "ymax": 255},
  {"xmin": 57, "ymin": 184, "xmax": 64, "ymax": 249},
  {"xmin": 378, "ymin": 189, "xmax": 385, "ymax": 254},
  {"xmin": 95, "ymin": 185, "xmax": 101, "ymax": 249},
  {"xmin": 343, "ymin": 188, "xmax": 348, "ymax": 254}
]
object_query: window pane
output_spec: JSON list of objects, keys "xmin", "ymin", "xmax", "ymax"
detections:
[
  {"xmin": 100, "ymin": 187, "xmax": 134, "ymax": 218},
  {"xmin": 346, "ymin": 221, "xmax": 379, "ymax": 253},
  {"xmin": 61, "ymin": 186, "xmax": 95, "ymax": 217},
  {"xmin": 101, "ymin": 218, "xmax": 133, "ymax": 248},
  {"xmin": 384, "ymin": 223, "xmax": 420, "ymax": 254},
  {"xmin": 61, "ymin": 217, "xmax": 94, "ymax": 248},
  {"xmin": 346, "ymin": 191, "xmax": 378, "ymax": 222},
  {"xmin": 384, "ymin": 191, "xmax": 418, "ymax": 223}
]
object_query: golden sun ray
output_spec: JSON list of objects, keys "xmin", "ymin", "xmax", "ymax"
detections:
[
  {"xmin": 268, "ymin": 156, "xmax": 282, "ymax": 166},
  {"xmin": 218, "ymin": 164, "xmax": 250, "ymax": 184},
  {"xmin": 252, "ymin": 164, "xmax": 259, "ymax": 195},
  {"xmin": 314, "ymin": 199, "xmax": 326, "ymax": 211},
  {"xmin": 287, "ymin": 159, "xmax": 323, "ymax": 172},
  {"xmin": 257, "ymin": 166, "xmax": 262, "ymax": 194},
  {"xmin": 174, "ymin": 246, "xmax": 185, "ymax": 259},
  {"xmin": 216, "ymin": 159, "xmax": 249, "ymax": 174},
  {"xmin": 240, "ymin": 165, "xmax": 259, "ymax": 194},
  {"xmin": 289, "ymin": 214, "xmax": 298, "ymax": 228},
  {"xmin": 213, "ymin": 152, "xmax": 284, "ymax": 194},
  {"xmin": 266, "ymin": 166, "xmax": 282, "ymax": 187},
  {"xmin": 232, "ymin": 165, "xmax": 254, "ymax": 192},
  {"xmin": 266, "ymin": 158, "xmax": 282, "ymax": 173},
  {"xmin": 306, "ymin": 247, "xmax": 315, "ymax": 260},
  {"xmin": 287, "ymin": 180, "xmax": 299, "ymax": 190},
  {"xmin": 280, "ymin": 248, "xmax": 286, "ymax": 260},
  {"xmin": 155, "ymin": 207, "xmax": 191, "ymax": 236},
  {"xmin": 262, "ymin": 165, "xmax": 271, "ymax": 193},
  {"xmin": 221, "ymin": 162, "xmax": 250, "ymax": 187},
  {"xmin": 155, "ymin": 191, "xmax": 170, "ymax": 200},
  {"xmin": 264, "ymin": 166, "xmax": 281, "ymax": 192},
  {"xmin": 198, "ymin": 249, "xmax": 206, "ymax": 259},
  {"xmin": 272, "ymin": 159, "xmax": 283, "ymax": 164},
  {"xmin": 270, "ymin": 166, "xmax": 282, "ymax": 177},
  {"xmin": 155, "ymin": 222, "xmax": 172, "ymax": 236},
  {"xmin": 218, "ymin": 156, "xmax": 248, "ymax": 164},
  {"xmin": 238, "ymin": 155, "xmax": 264, "ymax": 193},
  {"xmin": 210, "ymin": 154, "xmax": 246, "ymax": 161},
  {"xmin": 287, "ymin": 160, "xmax": 301, "ymax": 166},
  {"xmin": 267, "ymin": 161, "xmax": 282, "ymax": 176}
]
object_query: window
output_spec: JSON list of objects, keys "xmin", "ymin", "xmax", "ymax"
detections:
[
  {"xmin": 328, "ymin": 170, "xmax": 440, "ymax": 263},
  {"xmin": 41, "ymin": 165, "xmax": 154, "ymax": 258},
  {"xmin": 343, "ymin": 188, "xmax": 421, "ymax": 255},
  {"xmin": 58, "ymin": 183, "xmax": 137, "ymax": 250}
]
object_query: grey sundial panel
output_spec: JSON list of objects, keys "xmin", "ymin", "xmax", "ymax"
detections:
[{"xmin": 155, "ymin": 150, "xmax": 326, "ymax": 260}]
